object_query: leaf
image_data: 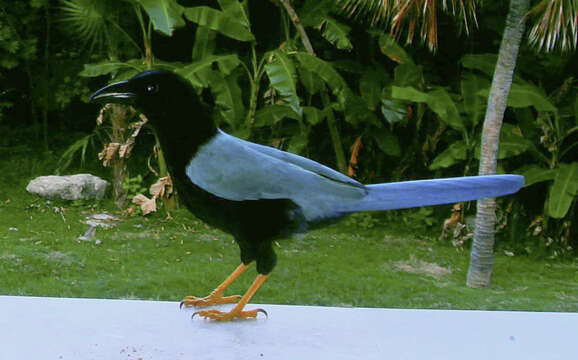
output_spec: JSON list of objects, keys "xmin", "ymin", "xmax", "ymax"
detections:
[
  {"xmin": 253, "ymin": 104, "xmax": 300, "ymax": 127},
  {"xmin": 149, "ymin": 176, "xmax": 173, "ymax": 199},
  {"xmin": 378, "ymin": 33, "xmax": 413, "ymax": 64},
  {"xmin": 516, "ymin": 165, "xmax": 556, "ymax": 187},
  {"xmin": 360, "ymin": 70, "xmax": 387, "ymax": 109},
  {"xmin": 427, "ymin": 88, "xmax": 464, "ymax": 131},
  {"xmin": 98, "ymin": 142, "xmax": 121, "ymax": 167},
  {"xmin": 460, "ymin": 73, "xmax": 489, "ymax": 127},
  {"xmin": 548, "ymin": 162, "xmax": 578, "ymax": 219},
  {"xmin": 381, "ymin": 98, "xmax": 407, "ymax": 125},
  {"xmin": 79, "ymin": 59, "xmax": 145, "ymax": 77},
  {"xmin": 393, "ymin": 63, "xmax": 422, "ymax": 87},
  {"xmin": 265, "ymin": 50, "xmax": 302, "ymax": 117},
  {"xmin": 295, "ymin": 52, "xmax": 349, "ymax": 98},
  {"xmin": 344, "ymin": 93, "xmax": 379, "ymax": 127},
  {"xmin": 183, "ymin": 6, "xmax": 254, "ymax": 42},
  {"xmin": 348, "ymin": 135, "xmax": 363, "ymax": 177},
  {"xmin": 299, "ymin": 0, "xmax": 334, "ymax": 26},
  {"xmin": 460, "ymin": 54, "xmax": 498, "ymax": 77},
  {"xmin": 217, "ymin": 0, "xmax": 250, "ymax": 28},
  {"xmin": 393, "ymin": 86, "xmax": 464, "ymax": 131},
  {"xmin": 209, "ymin": 72, "xmax": 245, "ymax": 128},
  {"xmin": 132, "ymin": 194, "xmax": 157, "ymax": 215},
  {"xmin": 507, "ymin": 83, "xmax": 557, "ymax": 112},
  {"xmin": 372, "ymin": 128, "xmax": 401, "ymax": 157},
  {"xmin": 392, "ymin": 86, "xmax": 429, "ymax": 103},
  {"xmin": 58, "ymin": 134, "xmax": 93, "ymax": 172},
  {"xmin": 429, "ymin": 141, "xmax": 469, "ymax": 170},
  {"xmin": 136, "ymin": 0, "xmax": 185, "ymax": 36},
  {"xmin": 303, "ymin": 106, "xmax": 326, "ymax": 125},
  {"xmin": 192, "ymin": 26, "xmax": 216, "ymax": 60},
  {"xmin": 175, "ymin": 55, "xmax": 240, "ymax": 87},
  {"xmin": 298, "ymin": 66, "xmax": 324, "ymax": 95},
  {"xmin": 318, "ymin": 16, "xmax": 353, "ymax": 51},
  {"xmin": 497, "ymin": 123, "xmax": 533, "ymax": 159},
  {"xmin": 288, "ymin": 131, "xmax": 310, "ymax": 155}
]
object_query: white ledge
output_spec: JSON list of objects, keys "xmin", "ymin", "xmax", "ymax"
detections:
[{"xmin": 0, "ymin": 296, "xmax": 576, "ymax": 359}]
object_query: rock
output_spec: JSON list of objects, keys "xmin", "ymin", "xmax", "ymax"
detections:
[
  {"xmin": 85, "ymin": 213, "xmax": 119, "ymax": 229},
  {"xmin": 77, "ymin": 212, "xmax": 119, "ymax": 243},
  {"xmin": 77, "ymin": 226, "xmax": 96, "ymax": 242},
  {"xmin": 26, "ymin": 174, "xmax": 109, "ymax": 201}
]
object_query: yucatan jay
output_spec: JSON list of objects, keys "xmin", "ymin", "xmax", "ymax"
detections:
[{"xmin": 91, "ymin": 70, "xmax": 524, "ymax": 321}]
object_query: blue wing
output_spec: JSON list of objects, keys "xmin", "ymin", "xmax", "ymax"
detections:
[
  {"xmin": 186, "ymin": 130, "xmax": 367, "ymax": 221},
  {"xmin": 186, "ymin": 130, "xmax": 524, "ymax": 222}
]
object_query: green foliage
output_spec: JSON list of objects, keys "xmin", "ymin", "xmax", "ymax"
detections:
[
  {"xmin": 317, "ymin": 16, "xmax": 354, "ymax": 51},
  {"xmin": 2, "ymin": 0, "xmax": 576, "ymax": 254},
  {"xmin": 57, "ymin": 133, "xmax": 99, "ymax": 173},
  {"xmin": 253, "ymin": 105, "xmax": 300, "ymax": 128},
  {"xmin": 548, "ymin": 162, "xmax": 578, "ymax": 219},
  {"xmin": 392, "ymin": 86, "xmax": 464, "ymax": 131},
  {"xmin": 121, "ymin": 174, "xmax": 147, "ymax": 200},
  {"xmin": 429, "ymin": 141, "xmax": 468, "ymax": 170},
  {"xmin": 402, "ymin": 208, "xmax": 436, "ymax": 229},
  {"xmin": 135, "ymin": 0, "xmax": 185, "ymax": 36},
  {"xmin": 265, "ymin": 50, "xmax": 302, "ymax": 117},
  {"xmin": 377, "ymin": 33, "xmax": 413, "ymax": 64},
  {"xmin": 343, "ymin": 212, "xmax": 379, "ymax": 230},
  {"xmin": 183, "ymin": 6, "xmax": 254, "ymax": 42}
]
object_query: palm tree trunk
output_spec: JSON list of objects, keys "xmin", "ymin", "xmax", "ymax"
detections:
[{"xmin": 467, "ymin": 0, "xmax": 530, "ymax": 288}]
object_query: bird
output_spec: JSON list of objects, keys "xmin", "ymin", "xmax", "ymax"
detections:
[{"xmin": 90, "ymin": 70, "xmax": 524, "ymax": 321}]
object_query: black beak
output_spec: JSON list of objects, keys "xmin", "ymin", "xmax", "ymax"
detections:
[{"xmin": 90, "ymin": 80, "xmax": 135, "ymax": 104}]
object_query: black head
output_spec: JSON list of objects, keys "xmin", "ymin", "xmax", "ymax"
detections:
[{"xmin": 90, "ymin": 70, "xmax": 211, "ymax": 129}]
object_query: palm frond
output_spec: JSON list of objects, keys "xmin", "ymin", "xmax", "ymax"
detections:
[
  {"xmin": 60, "ymin": 0, "xmax": 110, "ymax": 49},
  {"xmin": 526, "ymin": 0, "xmax": 578, "ymax": 52},
  {"xmin": 337, "ymin": 0, "xmax": 479, "ymax": 51}
]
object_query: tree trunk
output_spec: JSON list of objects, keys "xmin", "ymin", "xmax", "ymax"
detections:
[
  {"xmin": 109, "ymin": 104, "xmax": 131, "ymax": 209},
  {"xmin": 467, "ymin": 0, "xmax": 530, "ymax": 288}
]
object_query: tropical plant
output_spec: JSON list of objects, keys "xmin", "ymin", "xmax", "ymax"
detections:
[
  {"xmin": 338, "ymin": 0, "xmax": 479, "ymax": 51},
  {"xmin": 60, "ymin": 0, "xmax": 185, "ymax": 208}
]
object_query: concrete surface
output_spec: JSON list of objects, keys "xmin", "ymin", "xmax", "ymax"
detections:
[{"xmin": 0, "ymin": 296, "xmax": 576, "ymax": 360}]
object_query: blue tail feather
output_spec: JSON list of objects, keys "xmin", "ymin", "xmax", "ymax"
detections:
[{"xmin": 340, "ymin": 175, "xmax": 524, "ymax": 213}]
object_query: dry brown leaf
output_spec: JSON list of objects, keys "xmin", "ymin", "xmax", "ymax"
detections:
[
  {"xmin": 118, "ymin": 142, "xmax": 134, "ymax": 158},
  {"xmin": 105, "ymin": 143, "xmax": 120, "ymax": 160},
  {"xmin": 132, "ymin": 194, "xmax": 156, "ymax": 215},
  {"xmin": 348, "ymin": 135, "xmax": 363, "ymax": 178},
  {"xmin": 96, "ymin": 104, "xmax": 112, "ymax": 125},
  {"xmin": 149, "ymin": 176, "xmax": 173, "ymax": 199},
  {"xmin": 440, "ymin": 203, "xmax": 463, "ymax": 241}
]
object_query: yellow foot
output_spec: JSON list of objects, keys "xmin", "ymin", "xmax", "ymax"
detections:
[
  {"xmin": 192, "ymin": 308, "xmax": 267, "ymax": 321},
  {"xmin": 180, "ymin": 294, "xmax": 242, "ymax": 308}
]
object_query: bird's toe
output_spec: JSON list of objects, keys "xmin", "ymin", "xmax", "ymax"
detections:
[
  {"xmin": 180, "ymin": 294, "xmax": 242, "ymax": 308},
  {"xmin": 192, "ymin": 308, "xmax": 266, "ymax": 321}
]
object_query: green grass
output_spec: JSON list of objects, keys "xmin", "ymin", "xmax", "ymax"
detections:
[{"xmin": 0, "ymin": 153, "xmax": 577, "ymax": 312}]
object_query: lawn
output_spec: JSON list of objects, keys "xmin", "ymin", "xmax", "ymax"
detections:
[{"xmin": 0, "ymin": 153, "xmax": 576, "ymax": 312}]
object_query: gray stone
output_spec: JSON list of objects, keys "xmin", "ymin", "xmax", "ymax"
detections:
[
  {"xmin": 85, "ymin": 213, "xmax": 119, "ymax": 229},
  {"xmin": 26, "ymin": 174, "xmax": 108, "ymax": 201}
]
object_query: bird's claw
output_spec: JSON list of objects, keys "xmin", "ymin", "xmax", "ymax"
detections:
[
  {"xmin": 180, "ymin": 294, "xmax": 242, "ymax": 308},
  {"xmin": 192, "ymin": 308, "xmax": 267, "ymax": 321}
]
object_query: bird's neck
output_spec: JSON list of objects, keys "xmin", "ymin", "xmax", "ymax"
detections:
[{"xmin": 150, "ymin": 107, "xmax": 217, "ymax": 177}]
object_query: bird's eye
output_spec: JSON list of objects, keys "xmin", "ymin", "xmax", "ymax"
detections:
[{"xmin": 146, "ymin": 84, "xmax": 158, "ymax": 93}]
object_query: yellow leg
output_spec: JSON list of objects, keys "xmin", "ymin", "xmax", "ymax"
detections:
[
  {"xmin": 180, "ymin": 263, "xmax": 248, "ymax": 308},
  {"xmin": 193, "ymin": 274, "xmax": 269, "ymax": 321}
]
